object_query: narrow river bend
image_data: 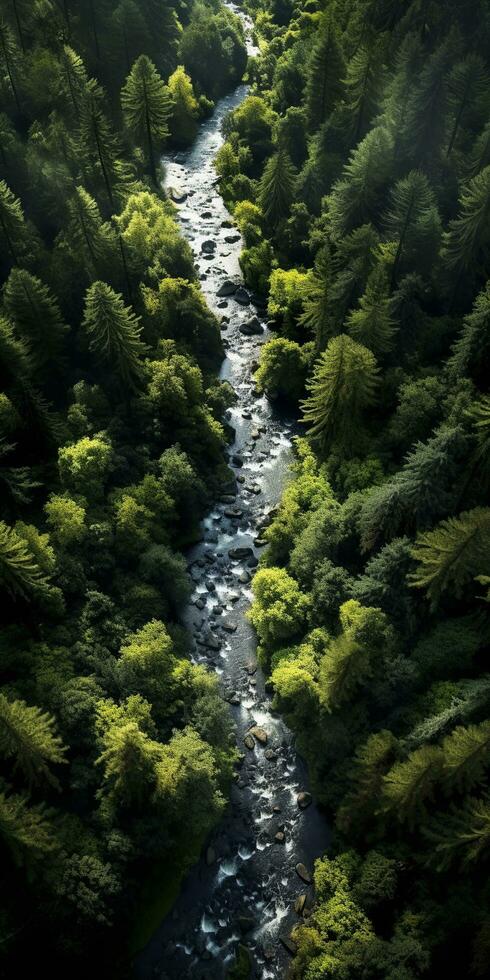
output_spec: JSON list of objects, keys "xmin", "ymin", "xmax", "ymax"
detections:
[{"xmin": 135, "ymin": 8, "xmax": 330, "ymax": 978}]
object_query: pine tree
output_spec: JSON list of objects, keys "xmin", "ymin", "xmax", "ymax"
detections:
[
  {"xmin": 299, "ymin": 246, "xmax": 333, "ymax": 351},
  {"xmin": 112, "ymin": 0, "xmax": 150, "ymax": 77},
  {"xmin": 328, "ymin": 126, "xmax": 394, "ymax": 237},
  {"xmin": 258, "ymin": 146, "xmax": 296, "ymax": 229},
  {"xmin": 0, "ymin": 179, "xmax": 26, "ymax": 266},
  {"xmin": 0, "ymin": 17, "xmax": 22, "ymax": 113},
  {"xmin": 446, "ymin": 55, "xmax": 489, "ymax": 156},
  {"xmin": 467, "ymin": 395, "xmax": 490, "ymax": 485},
  {"xmin": 443, "ymin": 721, "xmax": 490, "ymax": 794},
  {"xmin": 0, "ymin": 694, "xmax": 66, "ymax": 788},
  {"xmin": 59, "ymin": 44, "xmax": 89, "ymax": 116},
  {"xmin": 383, "ymin": 170, "xmax": 438, "ymax": 287},
  {"xmin": 82, "ymin": 281, "xmax": 147, "ymax": 387},
  {"xmin": 65, "ymin": 186, "xmax": 109, "ymax": 271},
  {"xmin": 450, "ymin": 281, "xmax": 490, "ymax": 388},
  {"xmin": 0, "ymin": 315, "xmax": 32, "ymax": 388},
  {"xmin": 301, "ymin": 334, "xmax": 379, "ymax": 452},
  {"xmin": 0, "ymin": 520, "xmax": 50, "ymax": 600},
  {"xmin": 466, "ymin": 120, "xmax": 490, "ymax": 179},
  {"xmin": 410, "ymin": 507, "xmax": 490, "ymax": 607},
  {"xmin": 121, "ymin": 55, "xmax": 172, "ymax": 184},
  {"xmin": 0, "ymin": 787, "xmax": 56, "ymax": 865},
  {"xmin": 79, "ymin": 80, "xmax": 123, "ymax": 208},
  {"xmin": 442, "ymin": 165, "xmax": 490, "ymax": 294},
  {"xmin": 319, "ymin": 632, "xmax": 371, "ymax": 711},
  {"xmin": 96, "ymin": 720, "xmax": 160, "ymax": 809},
  {"xmin": 336, "ymin": 730, "xmax": 398, "ymax": 836},
  {"xmin": 402, "ymin": 38, "xmax": 453, "ymax": 168},
  {"xmin": 424, "ymin": 797, "xmax": 490, "ymax": 870},
  {"xmin": 344, "ymin": 39, "xmax": 384, "ymax": 142},
  {"xmin": 3, "ymin": 269, "xmax": 68, "ymax": 371},
  {"xmin": 347, "ymin": 265, "xmax": 395, "ymax": 355},
  {"xmin": 305, "ymin": 11, "xmax": 345, "ymax": 132},
  {"xmin": 381, "ymin": 745, "xmax": 444, "ymax": 828}
]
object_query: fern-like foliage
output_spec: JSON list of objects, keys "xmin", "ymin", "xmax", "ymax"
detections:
[
  {"xmin": 0, "ymin": 694, "xmax": 66, "ymax": 788},
  {"xmin": 410, "ymin": 507, "xmax": 490, "ymax": 607}
]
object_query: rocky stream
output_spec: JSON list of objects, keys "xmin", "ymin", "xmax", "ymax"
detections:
[{"xmin": 134, "ymin": 7, "xmax": 330, "ymax": 977}]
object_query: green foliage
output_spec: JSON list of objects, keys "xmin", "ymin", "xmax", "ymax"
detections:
[
  {"xmin": 82, "ymin": 281, "xmax": 147, "ymax": 387},
  {"xmin": 0, "ymin": 693, "xmax": 66, "ymax": 788},
  {"xmin": 121, "ymin": 55, "xmax": 172, "ymax": 183},
  {"xmin": 410, "ymin": 508, "xmax": 490, "ymax": 607},
  {"xmin": 258, "ymin": 146, "xmax": 296, "ymax": 229},
  {"xmin": 301, "ymin": 334, "xmax": 379, "ymax": 452}
]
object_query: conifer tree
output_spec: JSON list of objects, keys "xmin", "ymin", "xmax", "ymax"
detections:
[
  {"xmin": 446, "ymin": 55, "xmax": 489, "ymax": 156},
  {"xmin": 121, "ymin": 55, "xmax": 172, "ymax": 184},
  {"xmin": 328, "ymin": 126, "xmax": 394, "ymax": 237},
  {"xmin": 449, "ymin": 281, "xmax": 490, "ymax": 388},
  {"xmin": 403, "ymin": 38, "xmax": 453, "ymax": 168},
  {"xmin": 347, "ymin": 265, "xmax": 395, "ymax": 355},
  {"xmin": 0, "ymin": 315, "xmax": 32, "ymax": 388},
  {"xmin": 0, "ymin": 694, "xmax": 66, "ymax": 788},
  {"xmin": 442, "ymin": 166, "xmax": 490, "ymax": 293},
  {"xmin": 82, "ymin": 281, "xmax": 147, "ymax": 387},
  {"xmin": 300, "ymin": 246, "xmax": 333, "ymax": 351},
  {"xmin": 305, "ymin": 11, "xmax": 345, "ymax": 132},
  {"xmin": 258, "ymin": 146, "xmax": 296, "ymax": 229},
  {"xmin": 112, "ymin": 0, "xmax": 150, "ymax": 76},
  {"xmin": 0, "ymin": 787, "xmax": 56, "ymax": 865},
  {"xmin": 425, "ymin": 797, "xmax": 490, "ymax": 870},
  {"xmin": 410, "ymin": 507, "xmax": 490, "ymax": 607},
  {"xmin": 301, "ymin": 334, "xmax": 379, "ymax": 452},
  {"xmin": 466, "ymin": 120, "xmax": 490, "ymax": 179},
  {"xmin": 0, "ymin": 521, "xmax": 50, "ymax": 600},
  {"xmin": 0, "ymin": 180, "xmax": 26, "ymax": 267},
  {"xmin": 344, "ymin": 39, "xmax": 384, "ymax": 142},
  {"xmin": 59, "ymin": 44, "xmax": 89, "ymax": 116},
  {"xmin": 65, "ymin": 186, "xmax": 108, "ymax": 271},
  {"xmin": 3, "ymin": 269, "xmax": 68, "ymax": 371},
  {"xmin": 79, "ymin": 80, "xmax": 123, "ymax": 208},
  {"xmin": 381, "ymin": 745, "xmax": 444, "ymax": 828},
  {"xmin": 383, "ymin": 170, "xmax": 438, "ymax": 287},
  {"xmin": 0, "ymin": 17, "xmax": 22, "ymax": 113},
  {"xmin": 443, "ymin": 721, "xmax": 490, "ymax": 794}
]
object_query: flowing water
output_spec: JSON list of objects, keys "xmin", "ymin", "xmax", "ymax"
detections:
[{"xmin": 134, "ymin": 7, "xmax": 330, "ymax": 978}]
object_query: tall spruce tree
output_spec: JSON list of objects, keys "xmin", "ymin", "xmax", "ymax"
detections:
[
  {"xmin": 121, "ymin": 55, "xmax": 172, "ymax": 184},
  {"xmin": 81, "ymin": 281, "xmax": 147, "ymax": 387}
]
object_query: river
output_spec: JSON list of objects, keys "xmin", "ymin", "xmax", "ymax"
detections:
[{"xmin": 134, "ymin": 6, "xmax": 330, "ymax": 978}]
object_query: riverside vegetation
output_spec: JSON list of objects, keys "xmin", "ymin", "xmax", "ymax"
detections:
[
  {"xmin": 2, "ymin": 0, "xmax": 490, "ymax": 978},
  {"xmin": 216, "ymin": 0, "xmax": 490, "ymax": 977},
  {"xmin": 0, "ymin": 0, "xmax": 247, "ymax": 975}
]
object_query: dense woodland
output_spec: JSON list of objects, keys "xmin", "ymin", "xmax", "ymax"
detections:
[
  {"xmin": 0, "ymin": 0, "xmax": 247, "ymax": 974},
  {"xmin": 2, "ymin": 0, "xmax": 490, "ymax": 977},
  {"xmin": 220, "ymin": 0, "xmax": 490, "ymax": 976}
]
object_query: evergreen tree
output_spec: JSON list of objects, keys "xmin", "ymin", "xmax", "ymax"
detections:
[
  {"xmin": 347, "ymin": 264, "xmax": 395, "ymax": 355},
  {"xmin": 410, "ymin": 507, "xmax": 490, "ymax": 607},
  {"xmin": 299, "ymin": 246, "xmax": 333, "ymax": 351},
  {"xmin": 344, "ymin": 39, "xmax": 385, "ymax": 142},
  {"xmin": 0, "ymin": 520, "xmax": 50, "ymax": 600},
  {"xmin": 328, "ymin": 126, "xmax": 394, "ymax": 237},
  {"xmin": 121, "ymin": 55, "xmax": 172, "ymax": 184},
  {"xmin": 64, "ymin": 186, "xmax": 110, "ymax": 272},
  {"xmin": 383, "ymin": 170, "xmax": 438, "ymax": 287},
  {"xmin": 0, "ymin": 314, "xmax": 32, "ymax": 388},
  {"xmin": 59, "ymin": 44, "xmax": 89, "ymax": 116},
  {"xmin": 425, "ymin": 796, "xmax": 490, "ymax": 870},
  {"xmin": 301, "ymin": 334, "xmax": 379, "ymax": 452},
  {"xmin": 442, "ymin": 166, "xmax": 490, "ymax": 296},
  {"xmin": 3, "ymin": 269, "xmax": 68, "ymax": 372},
  {"xmin": 446, "ymin": 55, "xmax": 489, "ymax": 156},
  {"xmin": 0, "ymin": 17, "xmax": 22, "ymax": 113},
  {"xmin": 81, "ymin": 281, "xmax": 147, "ymax": 387},
  {"xmin": 258, "ymin": 146, "xmax": 296, "ymax": 229},
  {"xmin": 305, "ymin": 11, "xmax": 345, "ymax": 132},
  {"xmin": 382, "ymin": 745, "xmax": 444, "ymax": 828},
  {"xmin": 0, "ymin": 694, "xmax": 66, "ymax": 788},
  {"xmin": 79, "ymin": 80, "xmax": 123, "ymax": 208},
  {"xmin": 0, "ymin": 179, "xmax": 26, "ymax": 267},
  {"xmin": 0, "ymin": 787, "xmax": 56, "ymax": 865},
  {"xmin": 450, "ymin": 280, "xmax": 490, "ymax": 389},
  {"xmin": 402, "ymin": 37, "xmax": 453, "ymax": 168},
  {"xmin": 443, "ymin": 721, "xmax": 490, "ymax": 794}
]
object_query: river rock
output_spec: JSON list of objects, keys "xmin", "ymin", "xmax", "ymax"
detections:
[
  {"xmin": 280, "ymin": 936, "xmax": 297, "ymax": 956},
  {"xmin": 240, "ymin": 316, "xmax": 263, "ymax": 336},
  {"xmin": 205, "ymin": 846, "xmax": 216, "ymax": 865},
  {"xmin": 201, "ymin": 239, "xmax": 216, "ymax": 252},
  {"xmin": 235, "ymin": 286, "xmax": 251, "ymax": 305},
  {"xmin": 297, "ymin": 791, "xmax": 313, "ymax": 809},
  {"xmin": 245, "ymin": 660, "xmax": 257, "ymax": 674},
  {"xmin": 224, "ymin": 507, "xmax": 243, "ymax": 519},
  {"xmin": 221, "ymin": 219, "xmax": 234, "ymax": 228},
  {"xmin": 222, "ymin": 620, "xmax": 237, "ymax": 633},
  {"xmin": 248, "ymin": 726, "xmax": 268, "ymax": 745},
  {"xmin": 195, "ymin": 598, "xmax": 206, "ymax": 610},
  {"xmin": 201, "ymin": 211, "xmax": 213, "ymax": 218},
  {"xmin": 295, "ymin": 863, "xmax": 312, "ymax": 884},
  {"xmin": 217, "ymin": 279, "xmax": 238, "ymax": 297},
  {"xmin": 169, "ymin": 185, "xmax": 187, "ymax": 203},
  {"xmin": 231, "ymin": 453, "xmax": 244, "ymax": 467},
  {"xmin": 238, "ymin": 570, "xmax": 250, "ymax": 583},
  {"xmin": 243, "ymin": 734, "xmax": 255, "ymax": 751},
  {"xmin": 274, "ymin": 831, "xmax": 285, "ymax": 844},
  {"xmin": 264, "ymin": 749, "xmax": 277, "ymax": 761},
  {"xmin": 225, "ymin": 233, "xmax": 241, "ymax": 243},
  {"xmin": 228, "ymin": 547, "xmax": 254, "ymax": 560},
  {"xmin": 295, "ymin": 894, "xmax": 307, "ymax": 916}
]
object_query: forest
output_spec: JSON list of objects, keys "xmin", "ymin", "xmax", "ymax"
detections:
[{"xmin": 1, "ymin": 0, "xmax": 490, "ymax": 977}]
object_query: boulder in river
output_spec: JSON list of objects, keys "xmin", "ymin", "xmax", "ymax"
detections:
[
  {"xmin": 248, "ymin": 725, "xmax": 268, "ymax": 745},
  {"xmin": 217, "ymin": 279, "xmax": 239, "ymax": 297},
  {"xmin": 228, "ymin": 547, "xmax": 254, "ymax": 560},
  {"xmin": 295, "ymin": 863, "xmax": 312, "ymax": 884},
  {"xmin": 201, "ymin": 239, "xmax": 216, "ymax": 253},
  {"xmin": 243, "ymin": 734, "xmax": 255, "ymax": 751},
  {"xmin": 295, "ymin": 894, "xmax": 307, "ymax": 916},
  {"xmin": 168, "ymin": 185, "xmax": 187, "ymax": 203},
  {"xmin": 274, "ymin": 831, "xmax": 285, "ymax": 844},
  {"xmin": 297, "ymin": 791, "xmax": 313, "ymax": 809},
  {"xmin": 234, "ymin": 286, "xmax": 251, "ymax": 305},
  {"xmin": 225, "ymin": 233, "xmax": 241, "ymax": 243},
  {"xmin": 239, "ymin": 316, "xmax": 263, "ymax": 336}
]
